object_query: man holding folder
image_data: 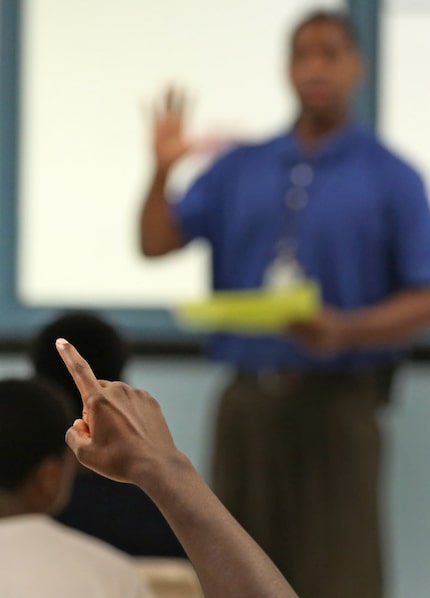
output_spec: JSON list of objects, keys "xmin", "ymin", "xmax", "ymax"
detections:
[{"xmin": 139, "ymin": 11, "xmax": 430, "ymax": 597}]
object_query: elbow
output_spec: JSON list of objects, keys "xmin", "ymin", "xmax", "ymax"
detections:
[
  {"xmin": 140, "ymin": 237, "xmax": 163, "ymax": 257},
  {"xmin": 139, "ymin": 222, "xmax": 184, "ymax": 257},
  {"xmin": 138, "ymin": 224, "xmax": 161, "ymax": 257},
  {"xmin": 140, "ymin": 234, "xmax": 179, "ymax": 257}
]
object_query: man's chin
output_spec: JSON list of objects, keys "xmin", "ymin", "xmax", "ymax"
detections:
[{"xmin": 302, "ymin": 100, "xmax": 339, "ymax": 118}]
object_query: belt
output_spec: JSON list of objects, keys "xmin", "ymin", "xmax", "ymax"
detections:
[{"xmin": 234, "ymin": 364, "xmax": 398, "ymax": 396}]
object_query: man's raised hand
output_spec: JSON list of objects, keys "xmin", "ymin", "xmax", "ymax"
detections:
[{"xmin": 56, "ymin": 338, "xmax": 179, "ymax": 490}]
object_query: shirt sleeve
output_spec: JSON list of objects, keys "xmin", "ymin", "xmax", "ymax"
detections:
[
  {"xmin": 130, "ymin": 566, "xmax": 155, "ymax": 598},
  {"xmin": 389, "ymin": 163, "xmax": 430, "ymax": 287},
  {"xmin": 170, "ymin": 154, "xmax": 230, "ymax": 244}
]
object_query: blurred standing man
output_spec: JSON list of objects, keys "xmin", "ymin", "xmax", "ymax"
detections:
[{"xmin": 139, "ymin": 11, "xmax": 430, "ymax": 598}]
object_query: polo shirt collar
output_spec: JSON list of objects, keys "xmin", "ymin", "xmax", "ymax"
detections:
[{"xmin": 274, "ymin": 119, "xmax": 362, "ymax": 163}]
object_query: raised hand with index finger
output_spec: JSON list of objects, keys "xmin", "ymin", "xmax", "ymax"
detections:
[
  {"xmin": 55, "ymin": 340, "xmax": 297, "ymax": 598},
  {"xmin": 56, "ymin": 338, "xmax": 179, "ymax": 491}
]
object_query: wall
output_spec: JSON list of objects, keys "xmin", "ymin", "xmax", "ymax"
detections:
[{"xmin": 379, "ymin": 1, "xmax": 430, "ymax": 191}]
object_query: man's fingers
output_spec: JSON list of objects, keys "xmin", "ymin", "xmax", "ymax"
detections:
[
  {"xmin": 56, "ymin": 338, "xmax": 100, "ymax": 407},
  {"xmin": 173, "ymin": 88, "xmax": 186, "ymax": 115},
  {"xmin": 164, "ymin": 85, "xmax": 186, "ymax": 114},
  {"xmin": 98, "ymin": 380, "xmax": 111, "ymax": 388},
  {"xmin": 165, "ymin": 85, "xmax": 176, "ymax": 111},
  {"xmin": 65, "ymin": 419, "xmax": 92, "ymax": 456}
]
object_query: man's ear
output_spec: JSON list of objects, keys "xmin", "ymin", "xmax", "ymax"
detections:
[{"xmin": 24, "ymin": 454, "xmax": 74, "ymax": 514}]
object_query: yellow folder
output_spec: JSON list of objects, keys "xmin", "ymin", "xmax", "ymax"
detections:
[{"xmin": 175, "ymin": 280, "xmax": 321, "ymax": 334}]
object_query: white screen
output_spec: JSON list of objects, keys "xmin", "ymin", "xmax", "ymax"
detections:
[
  {"xmin": 379, "ymin": 3, "xmax": 430, "ymax": 194},
  {"xmin": 18, "ymin": 0, "xmax": 344, "ymax": 307}
]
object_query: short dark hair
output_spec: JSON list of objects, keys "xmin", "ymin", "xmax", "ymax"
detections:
[
  {"xmin": 0, "ymin": 378, "xmax": 74, "ymax": 489},
  {"xmin": 30, "ymin": 312, "xmax": 129, "ymax": 416},
  {"xmin": 291, "ymin": 10, "xmax": 359, "ymax": 51}
]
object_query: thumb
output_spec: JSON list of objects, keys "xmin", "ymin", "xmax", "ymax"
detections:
[{"xmin": 65, "ymin": 419, "xmax": 92, "ymax": 458}]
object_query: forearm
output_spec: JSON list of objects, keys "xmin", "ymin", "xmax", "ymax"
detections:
[
  {"xmin": 139, "ymin": 167, "xmax": 184, "ymax": 256},
  {"xmin": 140, "ymin": 454, "xmax": 297, "ymax": 598},
  {"xmin": 344, "ymin": 288, "xmax": 430, "ymax": 348},
  {"xmin": 58, "ymin": 340, "xmax": 296, "ymax": 596}
]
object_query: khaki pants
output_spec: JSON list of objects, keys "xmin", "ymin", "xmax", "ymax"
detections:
[{"xmin": 212, "ymin": 368, "xmax": 394, "ymax": 598}]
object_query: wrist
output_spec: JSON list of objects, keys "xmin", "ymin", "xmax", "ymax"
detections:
[
  {"xmin": 155, "ymin": 162, "xmax": 172, "ymax": 179},
  {"xmin": 340, "ymin": 311, "xmax": 364, "ymax": 349},
  {"xmin": 133, "ymin": 449, "xmax": 193, "ymax": 502}
]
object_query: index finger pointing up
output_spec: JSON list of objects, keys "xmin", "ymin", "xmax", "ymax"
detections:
[{"xmin": 56, "ymin": 338, "xmax": 100, "ymax": 407}]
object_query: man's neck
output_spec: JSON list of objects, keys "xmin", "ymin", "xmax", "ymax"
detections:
[
  {"xmin": 0, "ymin": 491, "xmax": 33, "ymax": 518},
  {"xmin": 294, "ymin": 108, "xmax": 351, "ymax": 147}
]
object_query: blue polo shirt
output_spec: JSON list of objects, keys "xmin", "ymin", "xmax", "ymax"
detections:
[{"xmin": 172, "ymin": 123, "xmax": 430, "ymax": 370}]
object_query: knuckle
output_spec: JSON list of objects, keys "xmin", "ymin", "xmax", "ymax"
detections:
[
  {"xmin": 111, "ymin": 381, "xmax": 127, "ymax": 390},
  {"xmin": 146, "ymin": 392, "xmax": 160, "ymax": 409},
  {"xmin": 111, "ymin": 381, "xmax": 133, "ymax": 397},
  {"xmin": 85, "ymin": 390, "xmax": 106, "ymax": 410}
]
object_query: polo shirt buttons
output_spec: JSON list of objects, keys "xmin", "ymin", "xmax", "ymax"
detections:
[
  {"xmin": 285, "ymin": 187, "xmax": 308, "ymax": 210},
  {"xmin": 285, "ymin": 162, "xmax": 314, "ymax": 210},
  {"xmin": 290, "ymin": 163, "xmax": 314, "ymax": 187}
]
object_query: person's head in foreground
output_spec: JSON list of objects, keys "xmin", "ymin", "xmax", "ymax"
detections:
[
  {"xmin": 30, "ymin": 311, "xmax": 129, "ymax": 417},
  {"xmin": 0, "ymin": 378, "xmax": 75, "ymax": 517},
  {"xmin": 288, "ymin": 11, "xmax": 363, "ymax": 123},
  {"xmin": 0, "ymin": 379, "xmax": 153, "ymax": 597}
]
